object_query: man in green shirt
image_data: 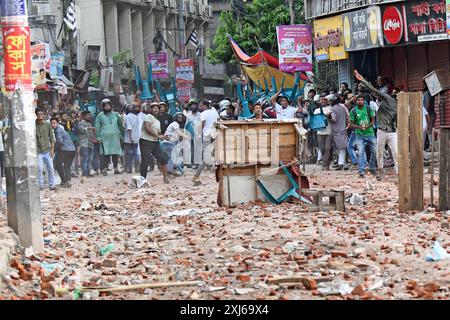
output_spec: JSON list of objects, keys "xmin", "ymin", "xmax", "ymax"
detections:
[
  {"xmin": 349, "ymin": 95, "xmax": 377, "ymax": 178},
  {"xmin": 95, "ymin": 99, "xmax": 124, "ymax": 176},
  {"xmin": 35, "ymin": 108, "xmax": 56, "ymax": 190}
]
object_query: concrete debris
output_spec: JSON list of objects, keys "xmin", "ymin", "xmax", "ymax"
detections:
[{"xmin": 0, "ymin": 166, "xmax": 449, "ymax": 300}]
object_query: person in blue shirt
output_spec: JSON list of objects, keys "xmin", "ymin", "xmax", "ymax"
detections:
[{"xmin": 51, "ymin": 117, "xmax": 76, "ymax": 188}]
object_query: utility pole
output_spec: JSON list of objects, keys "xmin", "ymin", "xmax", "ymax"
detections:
[
  {"xmin": 1, "ymin": 0, "xmax": 44, "ymax": 252},
  {"xmin": 178, "ymin": 0, "xmax": 186, "ymax": 57},
  {"xmin": 289, "ymin": 0, "xmax": 295, "ymax": 25}
]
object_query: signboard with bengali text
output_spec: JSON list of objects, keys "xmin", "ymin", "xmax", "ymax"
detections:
[
  {"xmin": 175, "ymin": 58, "xmax": 194, "ymax": 84},
  {"xmin": 147, "ymin": 52, "xmax": 169, "ymax": 79},
  {"xmin": 342, "ymin": 6, "xmax": 384, "ymax": 51},
  {"xmin": 276, "ymin": 25, "xmax": 313, "ymax": 72},
  {"xmin": 313, "ymin": 15, "xmax": 348, "ymax": 61},
  {"xmin": 405, "ymin": 0, "xmax": 447, "ymax": 43},
  {"xmin": 177, "ymin": 84, "xmax": 191, "ymax": 103},
  {"xmin": 2, "ymin": 25, "xmax": 32, "ymax": 91}
]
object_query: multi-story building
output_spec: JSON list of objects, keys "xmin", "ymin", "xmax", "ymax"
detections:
[{"xmin": 26, "ymin": 0, "xmax": 228, "ymax": 99}]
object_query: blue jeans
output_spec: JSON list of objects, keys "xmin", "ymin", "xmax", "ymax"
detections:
[
  {"xmin": 80, "ymin": 147, "xmax": 93, "ymax": 176},
  {"xmin": 356, "ymin": 134, "xmax": 376, "ymax": 174},
  {"xmin": 38, "ymin": 152, "xmax": 56, "ymax": 188},
  {"xmin": 160, "ymin": 142, "xmax": 175, "ymax": 172},
  {"xmin": 124, "ymin": 143, "xmax": 140, "ymax": 172},
  {"xmin": 92, "ymin": 143, "xmax": 100, "ymax": 172},
  {"xmin": 347, "ymin": 132, "xmax": 358, "ymax": 165}
]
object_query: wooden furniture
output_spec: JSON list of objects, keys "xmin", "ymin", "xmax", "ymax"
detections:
[
  {"xmin": 397, "ymin": 92, "xmax": 424, "ymax": 212},
  {"xmin": 439, "ymin": 126, "xmax": 450, "ymax": 211},
  {"xmin": 215, "ymin": 120, "xmax": 304, "ymax": 206}
]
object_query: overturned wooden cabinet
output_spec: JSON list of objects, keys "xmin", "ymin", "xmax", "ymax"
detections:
[{"xmin": 215, "ymin": 120, "xmax": 306, "ymax": 206}]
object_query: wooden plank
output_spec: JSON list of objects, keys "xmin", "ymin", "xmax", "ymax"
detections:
[
  {"xmin": 335, "ymin": 191, "xmax": 345, "ymax": 212},
  {"xmin": 254, "ymin": 165, "xmax": 259, "ymax": 200},
  {"xmin": 448, "ymin": 129, "xmax": 450, "ymax": 210},
  {"xmin": 430, "ymin": 128, "xmax": 435, "ymax": 207},
  {"xmin": 217, "ymin": 119, "xmax": 299, "ymax": 125},
  {"xmin": 397, "ymin": 92, "xmax": 411, "ymax": 212},
  {"xmin": 440, "ymin": 129, "xmax": 449, "ymax": 210},
  {"xmin": 408, "ymin": 92, "xmax": 424, "ymax": 211}
]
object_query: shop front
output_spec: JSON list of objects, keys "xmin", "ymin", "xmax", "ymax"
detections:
[
  {"xmin": 342, "ymin": 6, "xmax": 384, "ymax": 89},
  {"xmin": 313, "ymin": 15, "xmax": 349, "ymax": 88},
  {"xmin": 378, "ymin": 0, "xmax": 450, "ymax": 126}
]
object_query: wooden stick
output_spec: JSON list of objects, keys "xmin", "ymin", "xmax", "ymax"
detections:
[
  {"xmin": 430, "ymin": 128, "xmax": 435, "ymax": 207},
  {"xmin": 81, "ymin": 281, "xmax": 201, "ymax": 293}
]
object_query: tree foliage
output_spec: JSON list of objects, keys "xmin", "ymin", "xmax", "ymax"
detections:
[{"xmin": 207, "ymin": 0, "xmax": 305, "ymax": 64}]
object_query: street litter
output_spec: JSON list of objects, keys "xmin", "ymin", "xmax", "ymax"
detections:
[
  {"xmin": 99, "ymin": 243, "xmax": 114, "ymax": 256},
  {"xmin": 348, "ymin": 194, "xmax": 365, "ymax": 205},
  {"xmin": 234, "ymin": 288, "xmax": 254, "ymax": 295},
  {"xmin": 129, "ymin": 176, "xmax": 150, "ymax": 189},
  {"xmin": 425, "ymin": 241, "xmax": 450, "ymax": 262},
  {"xmin": 365, "ymin": 181, "xmax": 375, "ymax": 191},
  {"xmin": 79, "ymin": 201, "xmax": 91, "ymax": 211},
  {"xmin": 317, "ymin": 282, "xmax": 353, "ymax": 296},
  {"xmin": 41, "ymin": 262, "xmax": 65, "ymax": 273},
  {"xmin": 164, "ymin": 208, "xmax": 213, "ymax": 217}
]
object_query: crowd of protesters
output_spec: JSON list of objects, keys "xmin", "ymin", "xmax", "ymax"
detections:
[{"xmin": 32, "ymin": 69, "xmax": 436, "ymax": 190}]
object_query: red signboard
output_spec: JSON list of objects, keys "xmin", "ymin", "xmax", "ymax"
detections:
[
  {"xmin": 177, "ymin": 84, "xmax": 191, "ymax": 103},
  {"xmin": 382, "ymin": 6, "xmax": 404, "ymax": 44},
  {"xmin": 175, "ymin": 58, "xmax": 194, "ymax": 84},
  {"xmin": 2, "ymin": 25, "xmax": 33, "ymax": 92}
]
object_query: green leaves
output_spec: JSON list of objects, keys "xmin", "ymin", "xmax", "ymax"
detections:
[{"xmin": 207, "ymin": 0, "xmax": 305, "ymax": 65}]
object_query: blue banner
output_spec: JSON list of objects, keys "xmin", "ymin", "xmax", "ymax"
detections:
[{"xmin": 0, "ymin": 0, "xmax": 27, "ymax": 17}]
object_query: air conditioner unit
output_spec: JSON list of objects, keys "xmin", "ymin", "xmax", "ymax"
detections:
[
  {"xmin": 30, "ymin": 3, "xmax": 53, "ymax": 17},
  {"xmin": 207, "ymin": 5, "xmax": 212, "ymax": 18}
]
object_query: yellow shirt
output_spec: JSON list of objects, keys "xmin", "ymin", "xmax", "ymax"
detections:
[{"xmin": 140, "ymin": 114, "xmax": 160, "ymax": 142}]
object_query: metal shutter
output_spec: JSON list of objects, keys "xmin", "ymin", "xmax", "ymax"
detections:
[
  {"xmin": 407, "ymin": 44, "xmax": 428, "ymax": 91},
  {"xmin": 393, "ymin": 46, "xmax": 408, "ymax": 90},
  {"xmin": 427, "ymin": 42, "xmax": 450, "ymax": 127}
]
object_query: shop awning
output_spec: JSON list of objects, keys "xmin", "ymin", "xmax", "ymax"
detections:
[
  {"xmin": 242, "ymin": 64, "xmax": 299, "ymax": 90},
  {"xmin": 228, "ymin": 35, "xmax": 310, "ymax": 82}
]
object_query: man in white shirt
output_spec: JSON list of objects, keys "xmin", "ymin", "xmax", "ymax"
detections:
[
  {"xmin": 315, "ymin": 94, "xmax": 333, "ymax": 170},
  {"xmin": 192, "ymin": 99, "xmax": 219, "ymax": 185},
  {"xmin": 270, "ymin": 89, "xmax": 298, "ymax": 120},
  {"xmin": 124, "ymin": 104, "xmax": 141, "ymax": 173},
  {"xmin": 162, "ymin": 113, "xmax": 190, "ymax": 175},
  {"xmin": 423, "ymin": 106, "xmax": 430, "ymax": 148}
]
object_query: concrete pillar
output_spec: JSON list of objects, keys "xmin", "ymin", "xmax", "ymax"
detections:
[
  {"xmin": 103, "ymin": 1, "xmax": 119, "ymax": 57},
  {"xmin": 142, "ymin": 9, "xmax": 155, "ymax": 71},
  {"xmin": 166, "ymin": 13, "xmax": 177, "ymax": 75},
  {"xmin": 131, "ymin": 10, "xmax": 145, "ymax": 74},
  {"xmin": 78, "ymin": 0, "xmax": 106, "ymax": 63},
  {"xmin": 118, "ymin": 4, "xmax": 133, "ymax": 55},
  {"xmin": 4, "ymin": 92, "xmax": 43, "ymax": 253}
]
